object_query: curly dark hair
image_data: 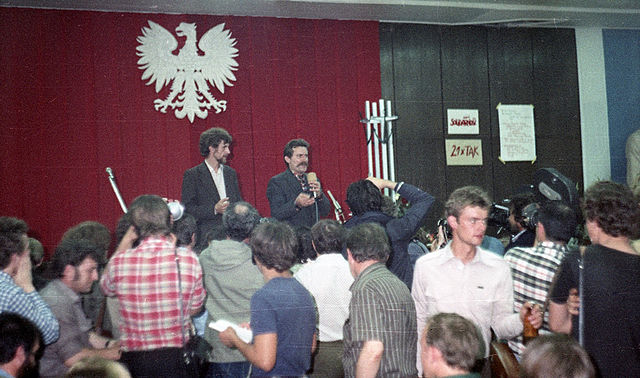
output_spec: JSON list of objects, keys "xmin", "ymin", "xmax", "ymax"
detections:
[
  {"xmin": 199, "ymin": 127, "xmax": 232, "ymax": 157},
  {"xmin": 50, "ymin": 238, "xmax": 102, "ymax": 279},
  {"xmin": 0, "ymin": 217, "xmax": 28, "ymax": 270},
  {"xmin": 346, "ymin": 180, "xmax": 382, "ymax": 216},
  {"xmin": 583, "ymin": 181, "xmax": 640, "ymax": 238},
  {"xmin": 61, "ymin": 221, "xmax": 111, "ymax": 264},
  {"xmin": 250, "ymin": 221, "xmax": 298, "ymax": 273}
]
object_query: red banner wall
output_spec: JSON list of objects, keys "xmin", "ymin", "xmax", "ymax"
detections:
[{"xmin": 0, "ymin": 8, "xmax": 381, "ymax": 255}]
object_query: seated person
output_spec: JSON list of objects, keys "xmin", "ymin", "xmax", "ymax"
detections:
[{"xmin": 218, "ymin": 221, "xmax": 317, "ymax": 377}]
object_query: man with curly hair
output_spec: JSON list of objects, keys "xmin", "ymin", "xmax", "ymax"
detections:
[{"xmin": 549, "ymin": 181, "xmax": 640, "ymax": 377}]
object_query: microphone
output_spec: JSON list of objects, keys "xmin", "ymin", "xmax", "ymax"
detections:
[{"xmin": 307, "ymin": 172, "xmax": 318, "ymax": 198}]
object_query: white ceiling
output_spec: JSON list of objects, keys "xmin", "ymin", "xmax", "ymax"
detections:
[{"xmin": 2, "ymin": 0, "xmax": 640, "ymax": 29}]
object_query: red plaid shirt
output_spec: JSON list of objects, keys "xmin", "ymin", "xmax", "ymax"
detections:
[{"xmin": 101, "ymin": 235, "xmax": 205, "ymax": 351}]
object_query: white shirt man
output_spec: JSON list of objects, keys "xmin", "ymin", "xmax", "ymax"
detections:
[{"xmin": 412, "ymin": 186, "xmax": 541, "ymax": 375}]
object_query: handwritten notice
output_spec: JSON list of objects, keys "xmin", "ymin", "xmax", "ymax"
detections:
[
  {"xmin": 445, "ymin": 139, "xmax": 483, "ymax": 166},
  {"xmin": 498, "ymin": 104, "xmax": 536, "ymax": 162},
  {"xmin": 447, "ymin": 109, "xmax": 479, "ymax": 135}
]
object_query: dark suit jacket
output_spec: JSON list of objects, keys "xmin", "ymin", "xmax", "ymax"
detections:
[
  {"xmin": 181, "ymin": 162, "xmax": 242, "ymax": 249},
  {"xmin": 344, "ymin": 183, "xmax": 434, "ymax": 288},
  {"xmin": 266, "ymin": 169, "xmax": 330, "ymax": 227}
]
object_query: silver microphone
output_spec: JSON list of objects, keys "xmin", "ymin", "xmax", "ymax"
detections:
[{"xmin": 168, "ymin": 201, "xmax": 185, "ymax": 221}]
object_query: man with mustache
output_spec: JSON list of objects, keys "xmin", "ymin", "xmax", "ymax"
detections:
[
  {"xmin": 182, "ymin": 127, "xmax": 243, "ymax": 251},
  {"xmin": 267, "ymin": 139, "xmax": 330, "ymax": 227}
]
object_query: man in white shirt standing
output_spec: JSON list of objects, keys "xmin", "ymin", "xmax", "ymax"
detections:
[
  {"xmin": 294, "ymin": 219, "xmax": 352, "ymax": 377},
  {"xmin": 182, "ymin": 127, "xmax": 243, "ymax": 250},
  {"xmin": 412, "ymin": 186, "xmax": 541, "ymax": 376}
]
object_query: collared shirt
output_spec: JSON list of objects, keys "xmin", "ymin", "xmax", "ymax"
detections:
[
  {"xmin": 343, "ymin": 263, "xmax": 417, "ymax": 377},
  {"xmin": 294, "ymin": 253, "xmax": 353, "ymax": 342},
  {"xmin": 412, "ymin": 245, "xmax": 521, "ymax": 366},
  {"xmin": 0, "ymin": 271, "xmax": 59, "ymax": 345},
  {"xmin": 504, "ymin": 241, "xmax": 568, "ymax": 357},
  {"xmin": 39, "ymin": 280, "xmax": 93, "ymax": 378},
  {"xmin": 205, "ymin": 160, "xmax": 226, "ymax": 200},
  {"xmin": 101, "ymin": 236, "xmax": 205, "ymax": 351}
]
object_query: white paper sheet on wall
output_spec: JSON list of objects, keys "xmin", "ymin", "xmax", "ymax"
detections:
[{"xmin": 497, "ymin": 104, "xmax": 536, "ymax": 162}]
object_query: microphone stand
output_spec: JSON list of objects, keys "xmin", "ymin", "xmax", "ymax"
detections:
[{"xmin": 106, "ymin": 167, "xmax": 128, "ymax": 213}]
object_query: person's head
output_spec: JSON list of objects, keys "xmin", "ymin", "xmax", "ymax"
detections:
[
  {"xmin": 294, "ymin": 225, "xmax": 315, "ymax": 264},
  {"xmin": 223, "ymin": 201, "xmax": 261, "ymax": 242},
  {"xmin": 536, "ymin": 201, "xmax": 577, "ymax": 243},
  {"xmin": 508, "ymin": 192, "xmax": 536, "ymax": 233},
  {"xmin": 50, "ymin": 238, "xmax": 101, "ymax": 294},
  {"xmin": 199, "ymin": 127, "xmax": 232, "ymax": 164},
  {"xmin": 346, "ymin": 180, "xmax": 382, "ymax": 216},
  {"xmin": 28, "ymin": 237, "xmax": 44, "ymax": 267},
  {"xmin": 283, "ymin": 139, "xmax": 310, "ymax": 175},
  {"xmin": 420, "ymin": 313, "xmax": 482, "ymax": 377},
  {"xmin": 311, "ymin": 219, "xmax": 345, "ymax": 255},
  {"xmin": 0, "ymin": 217, "xmax": 29, "ymax": 271},
  {"xmin": 128, "ymin": 195, "xmax": 171, "ymax": 239},
  {"xmin": 249, "ymin": 221, "xmax": 298, "ymax": 273},
  {"xmin": 444, "ymin": 186, "xmax": 491, "ymax": 248},
  {"xmin": 65, "ymin": 357, "xmax": 132, "ymax": 378},
  {"xmin": 61, "ymin": 221, "xmax": 111, "ymax": 265},
  {"xmin": 520, "ymin": 334, "xmax": 595, "ymax": 378},
  {"xmin": 0, "ymin": 313, "xmax": 41, "ymax": 378},
  {"xmin": 172, "ymin": 213, "xmax": 197, "ymax": 248},
  {"xmin": 346, "ymin": 222, "xmax": 390, "ymax": 267},
  {"xmin": 583, "ymin": 180, "xmax": 640, "ymax": 241}
]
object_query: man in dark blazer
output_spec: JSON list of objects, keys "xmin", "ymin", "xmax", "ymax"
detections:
[
  {"xmin": 266, "ymin": 139, "xmax": 330, "ymax": 227},
  {"xmin": 182, "ymin": 127, "xmax": 243, "ymax": 250}
]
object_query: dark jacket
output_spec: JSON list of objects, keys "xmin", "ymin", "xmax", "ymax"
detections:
[
  {"xmin": 344, "ymin": 183, "xmax": 434, "ymax": 288},
  {"xmin": 181, "ymin": 162, "xmax": 243, "ymax": 249},
  {"xmin": 266, "ymin": 169, "xmax": 330, "ymax": 227}
]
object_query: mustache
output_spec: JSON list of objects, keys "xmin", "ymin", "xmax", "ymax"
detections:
[{"xmin": 297, "ymin": 162, "xmax": 308, "ymax": 167}]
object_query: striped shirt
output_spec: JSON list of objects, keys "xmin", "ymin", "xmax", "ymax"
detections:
[
  {"xmin": 504, "ymin": 241, "xmax": 568, "ymax": 356},
  {"xmin": 101, "ymin": 236, "xmax": 205, "ymax": 351},
  {"xmin": 343, "ymin": 263, "xmax": 417, "ymax": 377}
]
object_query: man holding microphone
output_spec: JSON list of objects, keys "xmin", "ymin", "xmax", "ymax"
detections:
[{"xmin": 267, "ymin": 139, "xmax": 330, "ymax": 227}]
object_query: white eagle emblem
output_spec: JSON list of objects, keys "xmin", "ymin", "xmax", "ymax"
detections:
[{"xmin": 136, "ymin": 21, "xmax": 238, "ymax": 123}]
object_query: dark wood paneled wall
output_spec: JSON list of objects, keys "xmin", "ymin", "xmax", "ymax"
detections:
[{"xmin": 380, "ymin": 24, "xmax": 583, "ymax": 227}]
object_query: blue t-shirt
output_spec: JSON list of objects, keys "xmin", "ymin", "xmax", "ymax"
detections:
[{"xmin": 250, "ymin": 277, "xmax": 316, "ymax": 377}]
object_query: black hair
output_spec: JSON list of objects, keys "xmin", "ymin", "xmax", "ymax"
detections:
[{"xmin": 346, "ymin": 180, "xmax": 382, "ymax": 216}]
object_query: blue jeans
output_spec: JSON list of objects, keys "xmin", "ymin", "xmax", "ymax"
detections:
[{"xmin": 207, "ymin": 361, "xmax": 251, "ymax": 378}]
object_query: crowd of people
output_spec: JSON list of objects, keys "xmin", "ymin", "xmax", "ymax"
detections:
[{"xmin": 1, "ymin": 126, "xmax": 639, "ymax": 378}]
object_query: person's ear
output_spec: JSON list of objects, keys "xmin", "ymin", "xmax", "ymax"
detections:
[
  {"xmin": 14, "ymin": 345, "xmax": 26, "ymax": 366},
  {"xmin": 447, "ymin": 215, "xmax": 458, "ymax": 230}
]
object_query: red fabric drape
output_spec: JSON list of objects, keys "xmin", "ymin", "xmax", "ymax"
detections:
[{"xmin": 0, "ymin": 8, "xmax": 380, "ymax": 255}]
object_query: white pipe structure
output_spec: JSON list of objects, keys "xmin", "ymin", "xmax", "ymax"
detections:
[{"xmin": 360, "ymin": 99, "xmax": 398, "ymax": 199}]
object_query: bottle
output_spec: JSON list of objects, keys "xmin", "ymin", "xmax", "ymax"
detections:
[{"xmin": 523, "ymin": 306, "xmax": 538, "ymax": 345}]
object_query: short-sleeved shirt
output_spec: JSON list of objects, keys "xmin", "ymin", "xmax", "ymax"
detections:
[
  {"xmin": 343, "ymin": 263, "xmax": 417, "ymax": 377},
  {"xmin": 551, "ymin": 244, "xmax": 640, "ymax": 377},
  {"xmin": 250, "ymin": 277, "xmax": 316, "ymax": 377},
  {"xmin": 39, "ymin": 280, "xmax": 92, "ymax": 377}
]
